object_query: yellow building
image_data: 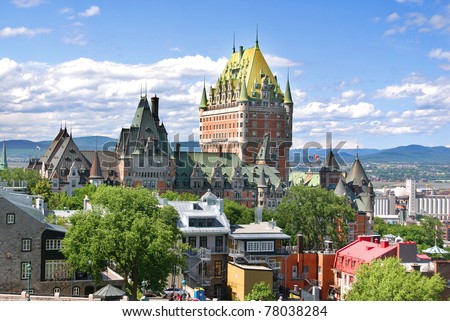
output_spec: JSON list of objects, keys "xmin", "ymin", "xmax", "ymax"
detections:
[{"xmin": 227, "ymin": 262, "xmax": 273, "ymax": 301}]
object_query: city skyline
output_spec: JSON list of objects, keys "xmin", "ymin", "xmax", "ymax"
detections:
[{"xmin": 1, "ymin": 0, "xmax": 450, "ymax": 149}]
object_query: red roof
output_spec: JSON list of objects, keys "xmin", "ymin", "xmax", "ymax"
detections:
[{"xmin": 334, "ymin": 238, "xmax": 397, "ymax": 274}]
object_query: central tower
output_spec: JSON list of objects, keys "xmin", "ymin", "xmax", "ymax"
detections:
[{"xmin": 198, "ymin": 38, "xmax": 293, "ymax": 182}]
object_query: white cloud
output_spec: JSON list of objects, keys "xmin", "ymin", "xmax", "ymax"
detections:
[
  {"xmin": 79, "ymin": 6, "xmax": 100, "ymax": 17},
  {"xmin": 11, "ymin": 0, "xmax": 44, "ymax": 8},
  {"xmin": 59, "ymin": 7, "xmax": 73, "ymax": 15},
  {"xmin": 62, "ymin": 33, "xmax": 87, "ymax": 46},
  {"xmin": 396, "ymin": 0, "xmax": 423, "ymax": 4},
  {"xmin": 429, "ymin": 14, "xmax": 450, "ymax": 29},
  {"xmin": 265, "ymin": 54, "xmax": 299, "ymax": 67},
  {"xmin": 429, "ymin": 48, "xmax": 450, "ymax": 61},
  {"xmin": 0, "ymin": 56, "xmax": 227, "ymax": 141},
  {"xmin": 386, "ymin": 13, "xmax": 401, "ymax": 23},
  {"xmin": 341, "ymin": 89, "xmax": 365, "ymax": 101},
  {"xmin": 0, "ymin": 26, "xmax": 51, "ymax": 38}
]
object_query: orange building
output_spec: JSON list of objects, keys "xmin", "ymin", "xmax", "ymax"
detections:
[{"xmin": 282, "ymin": 235, "xmax": 335, "ymax": 301}]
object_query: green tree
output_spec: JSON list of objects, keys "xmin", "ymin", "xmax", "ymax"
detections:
[
  {"xmin": 0, "ymin": 168, "xmax": 42, "ymax": 192},
  {"xmin": 224, "ymin": 199, "xmax": 255, "ymax": 225},
  {"xmin": 62, "ymin": 186, "xmax": 185, "ymax": 300},
  {"xmin": 30, "ymin": 179, "xmax": 52, "ymax": 203},
  {"xmin": 160, "ymin": 190, "xmax": 200, "ymax": 201},
  {"xmin": 347, "ymin": 257, "xmax": 446, "ymax": 301},
  {"xmin": 274, "ymin": 185, "xmax": 355, "ymax": 249},
  {"xmin": 244, "ymin": 281, "xmax": 276, "ymax": 301}
]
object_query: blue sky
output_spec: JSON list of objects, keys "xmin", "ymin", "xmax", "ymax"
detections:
[{"xmin": 1, "ymin": 0, "xmax": 450, "ymax": 149}]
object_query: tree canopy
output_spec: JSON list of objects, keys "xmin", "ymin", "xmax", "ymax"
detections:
[
  {"xmin": 244, "ymin": 281, "xmax": 276, "ymax": 301},
  {"xmin": 62, "ymin": 185, "xmax": 185, "ymax": 300},
  {"xmin": 346, "ymin": 257, "xmax": 446, "ymax": 301},
  {"xmin": 273, "ymin": 185, "xmax": 355, "ymax": 249},
  {"xmin": 374, "ymin": 216, "xmax": 448, "ymax": 258},
  {"xmin": 160, "ymin": 190, "xmax": 200, "ymax": 201}
]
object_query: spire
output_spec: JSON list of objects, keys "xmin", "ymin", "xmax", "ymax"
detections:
[
  {"xmin": 233, "ymin": 32, "xmax": 236, "ymax": 53},
  {"xmin": 89, "ymin": 151, "xmax": 103, "ymax": 180},
  {"xmin": 238, "ymin": 78, "xmax": 249, "ymax": 102},
  {"xmin": 256, "ymin": 133, "xmax": 270, "ymax": 164},
  {"xmin": 323, "ymin": 150, "xmax": 340, "ymax": 170},
  {"xmin": 284, "ymin": 70, "xmax": 293, "ymax": 105},
  {"xmin": 255, "ymin": 24, "xmax": 259, "ymax": 49},
  {"xmin": 199, "ymin": 79, "xmax": 208, "ymax": 109},
  {"xmin": 257, "ymin": 168, "xmax": 267, "ymax": 188},
  {"xmin": 0, "ymin": 139, "xmax": 7, "ymax": 170}
]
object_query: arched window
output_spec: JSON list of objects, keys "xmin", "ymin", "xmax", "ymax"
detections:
[{"xmin": 72, "ymin": 286, "xmax": 80, "ymax": 296}]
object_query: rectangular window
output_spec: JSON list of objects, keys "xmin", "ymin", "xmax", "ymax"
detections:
[
  {"xmin": 45, "ymin": 260, "xmax": 69, "ymax": 280},
  {"xmin": 214, "ymin": 260, "xmax": 223, "ymax": 277},
  {"xmin": 200, "ymin": 236, "xmax": 207, "ymax": 248},
  {"xmin": 188, "ymin": 237, "xmax": 197, "ymax": 248},
  {"xmin": 6, "ymin": 213, "xmax": 15, "ymax": 224},
  {"xmin": 46, "ymin": 239, "xmax": 62, "ymax": 251},
  {"xmin": 22, "ymin": 238, "xmax": 32, "ymax": 252},
  {"xmin": 260, "ymin": 241, "xmax": 274, "ymax": 252},
  {"xmin": 21, "ymin": 262, "xmax": 31, "ymax": 280},
  {"xmin": 247, "ymin": 241, "xmax": 260, "ymax": 252},
  {"xmin": 292, "ymin": 266, "xmax": 298, "ymax": 278}
]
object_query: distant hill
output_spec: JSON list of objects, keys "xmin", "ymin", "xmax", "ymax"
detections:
[
  {"xmin": 359, "ymin": 145, "xmax": 450, "ymax": 164},
  {"xmin": 2, "ymin": 139, "xmax": 450, "ymax": 165},
  {"xmin": 1, "ymin": 136, "xmax": 117, "ymax": 162}
]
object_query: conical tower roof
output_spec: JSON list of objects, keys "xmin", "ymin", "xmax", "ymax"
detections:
[
  {"xmin": 284, "ymin": 75, "xmax": 293, "ymax": 105},
  {"xmin": 334, "ymin": 177, "xmax": 347, "ymax": 197},
  {"xmin": 89, "ymin": 151, "xmax": 103, "ymax": 180},
  {"xmin": 257, "ymin": 168, "xmax": 267, "ymax": 188},
  {"xmin": 199, "ymin": 83, "xmax": 208, "ymax": 109},
  {"xmin": 346, "ymin": 156, "xmax": 369, "ymax": 186},
  {"xmin": 323, "ymin": 150, "xmax": 340, "ymax": 170}
]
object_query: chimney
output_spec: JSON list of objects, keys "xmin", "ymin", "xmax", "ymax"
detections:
[
  {"xmin": 255, "ymin": 207, "xmax": 262, "ymax": 224},
  {"xmin": 324, "ymin": 240, "xmax": 333, "ymax": 253},
  {"xmin": 380, "ymin": 240, "xmax": 390, "ymax": 248},
  {"xmin": 151, "ymin": 95, "xmax": 159, "ymax": 122},
  {"xmin": 83, "ymin": 195, "xmax": 91, "ymax": 211},
  {"xmin": 297, "ymin": 234, "xmax": 304, "ymax": 253}
]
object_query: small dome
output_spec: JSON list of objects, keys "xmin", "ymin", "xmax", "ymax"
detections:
[{"xmin": 393, "ymin": 186, "xmax": 408, "ymax": 197}]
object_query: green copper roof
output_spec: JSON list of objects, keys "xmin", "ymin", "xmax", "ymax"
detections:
[
  {"xmin": 199, "ymin": 84, "xmax": 208, "ymax": 109},
  {"xmin": 284, "ymin": 77, "xmax": 293, "ymax": 105},
  {"xmin": 213, "ymin": 43, "xmax": 284, "ymax": 102},
  {"xmin": 238, "ymin": 79, "xmax": 249, "ymax": 102}
]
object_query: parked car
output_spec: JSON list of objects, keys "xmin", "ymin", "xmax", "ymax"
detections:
[{"xmin": 164, "ymin": 287, "xmax": 182, "ymax": 298}]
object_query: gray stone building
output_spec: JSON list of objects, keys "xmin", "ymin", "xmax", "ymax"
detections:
[{"xmin": 0, "ymin": 190, "xmax": 123, "ymax": 297}]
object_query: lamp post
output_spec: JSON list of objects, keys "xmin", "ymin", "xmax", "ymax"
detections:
[
  {"xmin": 26, "ymin": 263, "xmax": 32, "ymax": 301},
  {"xmin": 181, "ymin": 279, "xmax": 187, "ymax": 301}
]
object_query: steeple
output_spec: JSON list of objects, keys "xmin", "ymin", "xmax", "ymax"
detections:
[
  {"xmin": 255, "ymin": 25, "xmax": 259, "ymax": 49},
  {"xmin": 323, "ymin": 150, "xmax": 340, "ymax": 170},
  {"xmin": 0, "ymin": 139, "xmax": 7, "ymax": 170},
  {"xmin": 199, "ymin": 80, "xmax": 208, "ymax": 109},
  {"xmin": 284, "ymin": 71, "xmax": 293, "ymax": 105},
  {"xmin": 256, "ymin": 133, "xmax": 271, "ymax": 164},
  {"xmin": 257, "ymin": 168, "xmax": 267, "ymax": 188}
]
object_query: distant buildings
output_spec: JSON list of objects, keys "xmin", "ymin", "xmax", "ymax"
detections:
[
  {"xmin": 28, "ymin": 127, "xmax": 119, "ymax": 195},
  {"xmin": 374, "ymin": 178, "xmax": 450, "ymax": 241}
]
